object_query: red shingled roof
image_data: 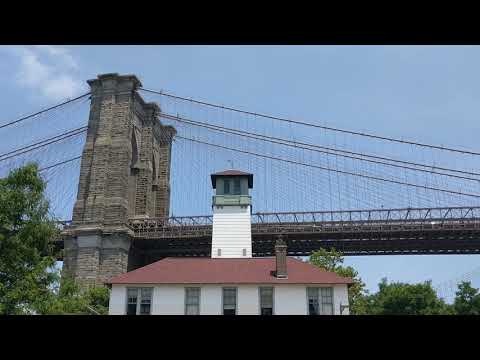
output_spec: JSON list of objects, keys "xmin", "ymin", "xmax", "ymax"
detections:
[{"xmin": 107, "ymin": 257, "xmax": 354, "ymax": 285}]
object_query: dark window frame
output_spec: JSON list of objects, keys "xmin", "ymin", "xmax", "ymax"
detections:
[
  {"xmin": 233, "ymin": 178, "xmax": 241, "ymax": 195},
  {"xmin": 307, "ymin": 287, "xmax": 320, "ymax": 315},
  {"xmin": 223, "ymin": 178, "xmax": 231, "ymax": 194},
  {"xmin": 185, "ymin": 287, "xmax": 201, "ymax": 315},
  {"xmin": 127, "ymin": 288, "xmax": 138, "ymax": 315},
  {"xmin": 320, "ymin": 287, "xmax": 333, "ymax": 315},
  {"xmin": 126, "ymin": 287, "xmax": 153, "ymax": 315},
  {"xmin": 307, "ymin": 287, "xmax": 334, "ymax": 315},
  {"xmin": 259, "ymin": 287, "xmax": 274, "ymax": 315},
  {"xmin": 222, "ymin": 287, "xmax": 237, "ymax": 315}
]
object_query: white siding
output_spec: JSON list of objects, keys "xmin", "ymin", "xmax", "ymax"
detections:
[
  {"xmin": 153, "ymin": 286, "xmax": 184, "ymax": 315},
  {"xmin": 109, "ymin": 285, "xmax": 126, "ymax": 315},
  {"xmin": 274, "ymin": 285, "xmax": 308, "ymax": 315},
  {"xmin": 108, "ymin": 283, "xmax": 350, "ymax": 315},
  {"xmin": 212, "ymin": 205, "xmax": 252, "ymax": 258},
  {"xmin": 237, "ymin": 286, "xmax": 259, "ymax": 315},
  {"xmin": 201, "ymin": 286, "xmax": 222, "ymax": 315}
]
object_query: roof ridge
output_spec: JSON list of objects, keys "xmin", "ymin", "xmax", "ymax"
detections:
[{"xmin": 107, "ymin": 256, "xmax": 355, "ymax": 285}]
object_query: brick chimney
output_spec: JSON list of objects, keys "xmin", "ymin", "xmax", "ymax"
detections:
[{"xmin": 275, "ymin": 235, "xmax": 288, "ymax": 279}]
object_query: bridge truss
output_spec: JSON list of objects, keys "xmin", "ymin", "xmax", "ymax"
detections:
[{"xmin": 124, "ymin": 206, "xmax": 480, "ymax": 257}]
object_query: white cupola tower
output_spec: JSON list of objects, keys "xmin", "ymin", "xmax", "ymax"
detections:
[{"xmin": 210, "ymin": 170, "xmax": 253, "ymax": 258}]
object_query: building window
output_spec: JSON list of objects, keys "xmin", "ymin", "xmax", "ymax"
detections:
[
  {"xmin": 259, "ymin": 287, "xmax": 274, "ymax": 315},
  {"xmin": 224, "ymin": 179, "xmax": 231, "ymax": 194},
  {"xmin": 222, "ymin": 287, "xmax": 237, "ymax": 315},
  {"xmin": 307, "ymin": 287, "xmax": 333, "ymax": 315},
  {"xmin": 126, "ymin": 288, "xmax": 153, "ymax": 315},
  {"xmin": 127, "ymin": 288, "xmax": 138, "ymax": 315},
  {"xmin": 140, "ymin": 288, "xmax": 152, "ymax": 315},
  {"xmin": 321, "ymin": 288, "xmax": 333, "ymax": 315},
  {"xmin": 223, "ymin": 178, "xmax": 241, "ymax": 195},
  {"xmin": 307, "ymin": 287, "xmax": 319, "ymax": 315},
  {"xmin": 185, "ymin": 287, "xmax": 201, "ymax": 315},
  {"xmin": 233, "ymin": 178, "xmax": 241, "ymax": 195}
]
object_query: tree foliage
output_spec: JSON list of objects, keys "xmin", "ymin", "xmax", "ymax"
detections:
[
  {"xmin": 0, "ymin": 163, "xmax": 109, "ymax": 315},
  {"xmin": 453, "ymin": 281, "xmax": 480, "ymax": 315},
  {"xmin": 38, "ymin": 276, "xmax": 110, "ymax": 315},
  {"xmin": 0, "ymin": 163, "xmax": 59, "ymax": 314},
  {"xmin": 364, "ymin": 278, "xmax": 454, "ymax": 315}
]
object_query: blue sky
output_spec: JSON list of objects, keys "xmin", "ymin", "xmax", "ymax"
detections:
[{"xmin": 1, "ymin": 45, "xmax": 480, "ymax": 301}]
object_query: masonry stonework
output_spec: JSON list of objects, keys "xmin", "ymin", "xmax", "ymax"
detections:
[{"xmin": 63, "ymin": 73, "xmax": 176, "ymax": 287}]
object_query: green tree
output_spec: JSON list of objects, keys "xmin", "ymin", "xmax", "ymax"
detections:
[
  {"xmin": 38, "ymin": 276, "xmax": 110, "ymax": 315},
  {"xmin": 0, "ymin": 163, "xmax": 110, "ymax": 315},
  {"xmin": 84, "ymin": 285, "xmax": 110, "ymax": 315},
  {"xmin": 453, "ymin": 281, "xmax": 480, "ymax": 315},
  {"xmin": 309, "ymin": 248, "xmax": 368, "ymax": 314},
  {"xmin": 365, "ymin": 278, "xmax": 454, "ymax": 315},
  {"xmin": 0, "ymin": 163, "xmax": 59, "ymax": 314}
]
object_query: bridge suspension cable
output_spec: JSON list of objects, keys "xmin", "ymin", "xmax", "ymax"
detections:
[
  {"xmin": 2, "ymin": 85, "xmax": 477, "ymax": 218},
  {"xmin": 176, "ymin": 135, "xmax": 480, "ymax": 199},
  {"xmin": 39, "ymin": 155, "xmax": 82, "ymax": 172},
  {"xmin": 161, "ymin": 112, "xmax": 480, "ymax": 182},
  {"xmin": 0, "ymin": 92, "xmax": 91, "ymax": 131},
  {"xmin": 0, "ymin": 126, "xmax": 87, "ymax": 162},
  {"xmin": 140, "ymin": 87, "xmax": 480, "ymax": 156}
]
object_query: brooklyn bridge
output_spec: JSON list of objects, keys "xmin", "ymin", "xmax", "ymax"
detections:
[{"xmin": 2, "ymin": 73, "xmax": 480, "ymax": 286}]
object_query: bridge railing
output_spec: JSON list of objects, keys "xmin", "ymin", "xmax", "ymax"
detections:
[
  {"xmin": 252, "ymin": 206, "xmax": 480, "ymax": 224},
  {"xmin": 123, "ymin": 206, "xmax": 480, "ymax": 238}
]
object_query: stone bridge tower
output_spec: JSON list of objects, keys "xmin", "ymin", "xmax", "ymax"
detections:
[{"xmin": 63, "ymin": 73, "xmax": 176, "ymax": 287}]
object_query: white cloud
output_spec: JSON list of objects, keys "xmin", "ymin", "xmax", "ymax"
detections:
[
  {"xmin": 43, "ymin": 74, "xmax": 84, "ymax": 101},
  {"xmin": 33, "ymin": 45, "xmax": 79, "ymax": 70},
  {"xmin": 1, "ymin": 45, "xmax": 85, "ymax": 102}
]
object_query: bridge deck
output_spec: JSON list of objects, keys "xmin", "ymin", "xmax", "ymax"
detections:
[
  {"xmin": 127, "ymin": 206, "xmax": 480, "ymax": 256},
  {"xmin": 57, "ymin": 207, "xmax": 480, "ymax": 258}
]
